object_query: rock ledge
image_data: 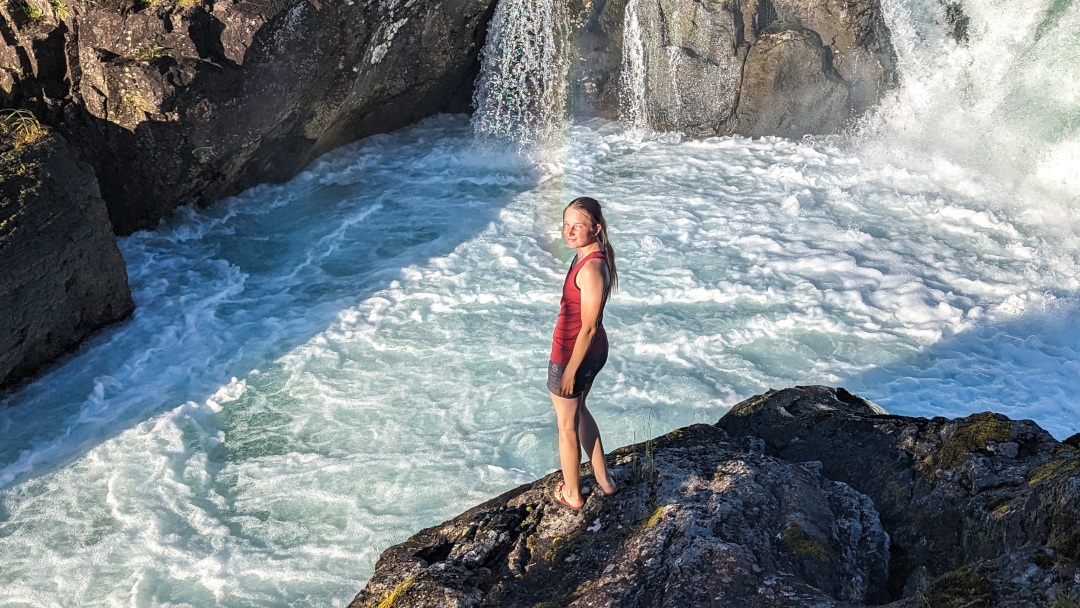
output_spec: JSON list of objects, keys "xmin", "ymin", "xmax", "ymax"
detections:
[{"xmin": 353, "ymin": 386, "xmax": 1080, "ymax": 607}]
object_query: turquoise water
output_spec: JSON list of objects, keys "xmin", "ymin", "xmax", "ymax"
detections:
[{"xmin": 1, "ymin": 0, "xmax": 1079, "ymax": 602}]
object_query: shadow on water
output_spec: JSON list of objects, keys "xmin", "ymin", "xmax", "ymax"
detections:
[
  {"xmin": 0, "ymin": 114, "xmax": 541, "ymax": 488},
  {"xmin": 841, "ymin": 296, "xmax": 1080, "ymax": 440}
]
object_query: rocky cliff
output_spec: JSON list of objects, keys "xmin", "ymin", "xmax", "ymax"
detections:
[
  {"xmin": 0, "ymin": 0, "xmax": 497, "ymax": 389},
  {"xmin": 353, "ymin": 387, "xmax": 1080, "ymax": 607},
  {"xmin": 569, "ymin": 0, "xmax": 897, "ymax": 137},
  {"xmin": 1, "ymin": 0, "xmax": 497, "ymax": 234},
  {"xmin": 0, "ymin": 119, "xmax": 133, "ymax": 391}
]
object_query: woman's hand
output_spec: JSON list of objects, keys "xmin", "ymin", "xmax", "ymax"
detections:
[{"xmin": 558, "ymin": 366, "xmax": 577, "ymax": 396}]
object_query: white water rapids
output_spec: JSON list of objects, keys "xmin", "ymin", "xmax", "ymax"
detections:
[{"xmin": 1, "ymin": 0, "xmax": 1079, "ymax": 604}]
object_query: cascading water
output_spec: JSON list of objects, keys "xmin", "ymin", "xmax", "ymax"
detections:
[
  {"xmin": 471, "ymin": 0, "xmax": 572, "ymax": 147},
  {"xmin": 861, "ymin": 0, "xmax": 1080, "ymax": 216},
  {"xmin": 0, "ymin": 0, "xmax": 1078, "ymax": 605},
  {"xmin": 619, "ymin": 0, "xmax": 648, "ymax": 128}
]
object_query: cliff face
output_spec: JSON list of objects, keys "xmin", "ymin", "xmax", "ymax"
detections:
[
  {"xmin": 0, "ymin": 123, "xmax": 134, "ymax": 391},
  {"xmin": 354, "ymin": 387, "xmax": 1080, "ymax": 607},
  {"xmin": 0, "ymin": 0, "xmax": 496, "ymax": 234},
  {"xmin": 569, "ymin": 0, "xmax": 897, "ymax": 137}
]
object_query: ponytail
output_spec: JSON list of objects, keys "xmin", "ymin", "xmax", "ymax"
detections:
[{"xmin": 567, "ymin": 197, "xmax": 618, "ymax": 298}]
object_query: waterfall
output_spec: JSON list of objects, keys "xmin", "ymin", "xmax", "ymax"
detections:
[
  {"xmin": 620, "ymin": 0, "xmax": 648, "ymax": 128},
  {"xmin": 471, "ymin": 0, "xmax": 571, "ymax": 147},
  {"xmin": 860, "ymin": 0, "xmax": 1080, "ymax": 209}
]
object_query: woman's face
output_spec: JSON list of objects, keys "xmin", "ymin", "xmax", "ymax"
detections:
[{"xmin": 563, "ymin": 207, "xmax": 598, "ymax": 249}]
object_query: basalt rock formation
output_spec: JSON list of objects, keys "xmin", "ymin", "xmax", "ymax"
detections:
[
  {"xmin": 0, "ymin": 123, "xmax": 133, "ymax": 391},
  {"xmin": 353, "ymin": 387, "xmax": 1080, "ymax": 607},
  {"xmin": 0, "ymin": 0, "xmax": 497, "ymax": 234},
  {"xmin": 569, "ymin": 0, "xmax": 898, "ymax": 137},
  {"xmin": 718, "ymin": 386, "xmax": 1080, "ymax": 605}
]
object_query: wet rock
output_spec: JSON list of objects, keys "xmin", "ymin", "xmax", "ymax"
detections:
[
  {"xmin": 351, "ymin": 424, "xmax": 890, "ymax": 607},
  {"xmin": 570, "ymin": 0, "xmax": 897, "ymax": 137},
  {"xmin": 718, "ymin": 385, "xmax": 1080, "ymax": 604},
  {"xmin": 735, "ymin": 26, "xmax": 851, "ymax": 138},
  {"xmin": 0, "ymin": 123, "xmax": 134, "ymax": 390},
  {"xmin": 1, "ymin": 0, "xmax": 497, "ymax": 233}
]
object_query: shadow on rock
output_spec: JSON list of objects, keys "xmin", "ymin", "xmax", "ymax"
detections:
[
  {"xmin": 353, "ymin": 423, "xmax": 890, "ymax": 607},
  {"xmin": 718, "ymin": 385, "xmax": 1080, "ymax": 605}
]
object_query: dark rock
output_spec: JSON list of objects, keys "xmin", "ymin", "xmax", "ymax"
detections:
[
  {"xmin": 1, "ymin": 0, "xmax": 497, "ymax": 233},
  {"xmin": 355, "ymin": 387, "xmax": 1080, "ymax": 606},
  {"xmin": 0, "ymin": 123, "xmax": 134, "ymax": 391},
  {"xmin": 351, "ymin": 424, "xmax": 890, "ymax": 607},
  {"xmin": 569, "ymin": 0, "xmax": 897, "ymax": 137},
  {"xmin": 735, "ymin": 26, "xmax": 851, "ymax": 138},
  {"xmin": 718, "ymin": 385, "xmax": 1080, "ymax": 603},
  {"xmin": 942, "ymin": 1, "xmax": 970, "ymax": 43}
]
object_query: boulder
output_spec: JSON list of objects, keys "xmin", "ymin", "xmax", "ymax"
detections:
[
  {"xmin": 1, "ymin": 0, "xmax": 497, "ymax": 233},
  {"xmin": 351, "ymin": 423, "xmax": 891, "ymax": 607},
  {"xmin": 735, "ymin": 26, "xmax": 851, "ymax": 138},
  {"xmin": 0, "ymin": 123, "xmax": 134, "ymax": 391},
  {"xmin": 718, "ymin": 386, "xmax": 1080, "ymax": 604}
]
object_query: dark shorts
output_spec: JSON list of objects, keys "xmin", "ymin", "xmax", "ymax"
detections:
[{"xmin": 547, "ymin": 353, "xmax": 608, "ymax": 398}]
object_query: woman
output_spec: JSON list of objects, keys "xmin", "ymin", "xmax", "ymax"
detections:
[{"xmin": 548, "ymin": 197, "xmax": 619, "ymax": 509}]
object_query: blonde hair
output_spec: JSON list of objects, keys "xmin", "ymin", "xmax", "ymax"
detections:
[{"xmin": 566, "ymin": 197, "xmax": 618, "ymax": 297}]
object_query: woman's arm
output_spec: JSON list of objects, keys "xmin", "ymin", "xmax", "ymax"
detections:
[{"xmin": 558, "ymin": 259, "xmax": 607, "ymax": 396}]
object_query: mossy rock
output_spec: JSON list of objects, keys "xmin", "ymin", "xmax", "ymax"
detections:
[
  {"xmin": 1029, "ymin": 550, "xmax": 1055, "ymax": 571},
  {"xmin": 374, "ymin": 577, "xmax": 413, "ymax": 608},
  {"xmin": 1029, "ymin": 457, "xmax": 1080, "ymax": 485},
  {"xmin": 928, "ymin": 413, "xmax": 1012, "ymax": 473},
  {"xmin": 779, "ymin": 522, "xmax": 831, "ymax": 563},
  {"xmin": 1049, "ymin": 528, "xmax": 1080, "ymax": 562},
  {"xmin": 919, "ymin": 565, "xmax": 996, "ymax": 608}
]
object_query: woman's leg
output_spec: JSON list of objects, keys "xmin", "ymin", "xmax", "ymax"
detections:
[
  {"xmin": 578, "ymin": 382, "xmax": 616, "ymax": 495},
  {"xmin": 550, "ymin": 391, "xmax": 585, "ymax": 507}
]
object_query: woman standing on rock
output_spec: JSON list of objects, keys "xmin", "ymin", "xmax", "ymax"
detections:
[{"xmin": 549, "ymin": 197, "xmax": 619, "ymax": 509}]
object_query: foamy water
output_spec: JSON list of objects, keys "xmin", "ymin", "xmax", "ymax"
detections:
[{"xmin": 1, "ymin": 0, "xmax": 1079, "ymax": 602}]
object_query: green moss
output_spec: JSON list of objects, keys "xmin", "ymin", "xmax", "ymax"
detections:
[
  {"xmin": 47, "ymin": 0, "xmax": 68, "ymax": 18},
  {"xmin": 13, "ymin": 0, "xmax": 44, "ymax": 20},
  {"xmin": 737, "ymin": 391, "xmax": 776, "ymax": 413},
  {"xmin": 930, "ymin": 413, "xmax": 1012, "ymax": 473},
  {"xmin": 534, "ymin": 599, "xmax": 571, "ymax": 608},
  {"xmin": 779, "ymin": 523, "xmax": 830, "ymax": 563},
  {"xmin": 1029, "ymin": 550, "xmax": 1055, "ymax": 570},
  {"xmin": 573, "ymin": 579, "xmax": 601, "ymax": 597},
  {"xmin": 542, "ymin": 534, "xmax": 571, "ymax": 562},
  {"xmin": 1049, "ymin": 528, "xmax": 1080, "ymax": 562},
  {"xmin": 1029, "ymin": 458, "xmax": 1079, "ymax": 485},
  {"xmin": 1052, "ymin": 587, "xmax": 1080, "ymax": 608},
  {"xmin": 375, "ymin": 577, "xmax": 413, "ymax": 608},
  {"xmin": 640, "ymin": 506, "xmax": 665, "ymax": 530},
  {"xmin": 919, "ymin": 565, "xmax": 996, "ymax": 608}
]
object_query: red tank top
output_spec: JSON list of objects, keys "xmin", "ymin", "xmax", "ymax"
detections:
[{"xmin": 550, "ymin": 251, "xmax": 609, "ymax": 365}]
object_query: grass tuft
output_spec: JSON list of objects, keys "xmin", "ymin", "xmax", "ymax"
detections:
[
  {"xmin": 131, "ymin": 44, "xmax": 170, "ymax": 62},
  {"xmin": 1, "ymin": 109, "xmax": 46, "ymax": 147},
  {"xmin": 14, "ymin": 0, "xmax": 45, "ymax": 20},
  {"xmin": 47, "ymin": 0, "xmax": 68, "ymax": 18},
  {"xmin": 1053, "ymin": 587, "xmax": 1080, "ymax": 608}
]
